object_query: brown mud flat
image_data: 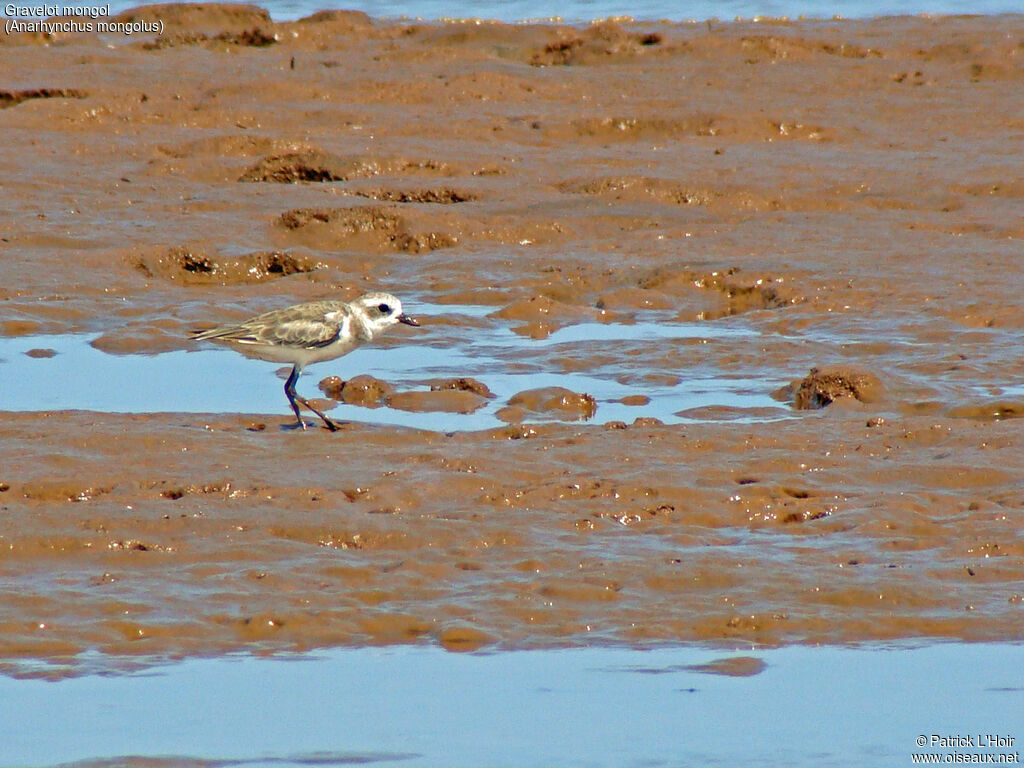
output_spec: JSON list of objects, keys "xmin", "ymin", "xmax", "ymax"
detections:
[
  {"xmin": 1, "ymin": 7, "xmax": 1023, "ymax": 667},
  {"xmin": 1, "ymin": 410, "xmax": 1023, "ymax": 665}
]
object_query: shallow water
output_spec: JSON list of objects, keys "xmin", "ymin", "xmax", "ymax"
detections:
[
  {"xmin": 0, "ymin": 306, "xmax": 787, "ymax": 431},
  {"xmin": 1, "ymin": 643, "xmax": 1022, "ymax": 768}
]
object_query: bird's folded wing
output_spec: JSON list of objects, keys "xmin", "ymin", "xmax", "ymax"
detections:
[
  {"xmin": 191, "ymin": 302, "xmax": 350, "ymax": 348},
  {"xmin": 251, "ymin": 317, "xmax": 341, "ymax": 348}
]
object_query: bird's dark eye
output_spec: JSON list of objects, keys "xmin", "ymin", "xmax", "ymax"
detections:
[{"xmin": 377, "ymin": 303, "xmax": 392, "ymax": 314}]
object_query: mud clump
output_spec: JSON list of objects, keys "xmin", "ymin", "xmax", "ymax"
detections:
[
  {"xmin": 788, "ymin": 366, "xmax": 884, "ymax": 410},
  {"xmin": 279, "ymin": 207, "xmax": 391, "ymax": 230},
  {"xmin": 320, "ymin": 375, "xmax": 393, "ymax": 407},
  {"xmin": 558, "ymin": 174, "xmax": 824, "ymax": 212},
  {"xmin": 240, "ymin": 151, "xmax": 359, "ymax": 183},
  {"xmin": 364, "ymin": 377, "xmax": 495, "ymax": 415},
  {"xmin": 298, "ymin": 9, "xmax": 372, "ymax": 27},
  {"xmin": 134, "ymin": 247, "xmax": 322, "ymax": 284},
  {"xmin": 276, "ymin": 206, "xmax": 458, "ymax": 254},
  {"xmin": 498, "ymin": 387, "xmax": 597, "ymax": 423},
  {"xmin": 559, "ymin": 176, "xmax": 716, "ymax": 206},
  {"xmin": 547, "ymin": 115, "xmax": 825, "ymax": 144},
  {"xmin": 0, "ymin": 88, "xmax": 86, "ymax": 108},
  {"xmin": 113, "ymin": 2, "xmax": 272, "ymax": 31},
  {"xmin": 227, "ymin": 28, "xmax": 276, "ymax": 46},
  {"xmin": 438, "ymin": 625, "xmax": 492, "ymax": 652},
  {"xmin": 594, "ymin": 287, "xmax": 676, "ymax": 311},
  {"xmin": 719, "ymin": 277, "xmax": 797, "ymax": 315},
  {"xmin": 242, "ymin": 153, "xmax": 457, "ymax": 183},
  {"xmin": 349, "ymin": 188, "xmax": 475, "ymax": 204},
  {"xmin": 386, "ymin": 389, "xmax": 489, "ymax": 414},
  {"xmin": 143, "ymin": 28, "xmax": 277, "ymax": 50},
  {"xmin": 530, "ymin": 22, "xmax": 665, "ymax": 66},
  {"xmin": 490, "ymin": 295, "xmax": 598, "ymax": 338},
  {"xmin": 737, "ymin": 34, "xmax": 880, "ymax": 61},
  {"xmin": 618, "ymin": 394, "xmax": 650, "ymax": 406},
  {"xmin": 430, "ymin": 378, "xmax": 494, "ymax": 398},
  {"xmin": 637, "ymin": 266, "xmax": 801, "ymax": 319}
]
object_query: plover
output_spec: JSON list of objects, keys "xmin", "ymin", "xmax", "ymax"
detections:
[{"xmin": 190, "ymin": 292, "xmax": 419, "ymax": 431}]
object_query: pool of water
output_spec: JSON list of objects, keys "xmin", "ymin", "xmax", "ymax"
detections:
[
  {"xmin": 0, "ymin": 306, "xmax": 790, "ymax": 431},
  {"xmin": 1, "ymin": 643, "xmax": 1021, "ymax": 768}
]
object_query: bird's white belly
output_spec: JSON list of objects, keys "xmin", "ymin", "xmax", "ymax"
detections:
[{"xmin": 224, "ymin": 336, "xmax": 362, "ymax": 369}]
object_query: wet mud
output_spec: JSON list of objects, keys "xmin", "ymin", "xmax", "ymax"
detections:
[
  {"xmin": 1, "ymin": 7, "xmax": 1023, "ymax": 670},
  {"xmin": 785, "ymin": 366, "xmax": 885, "ymax": 410}
]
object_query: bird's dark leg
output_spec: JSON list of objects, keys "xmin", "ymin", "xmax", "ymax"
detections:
[
  {"xmin": 284, "ymin": 365, "xmax": 339, "ymax": 432},
  {"xmin": 283, "ymin": 365, "xmax": 307, "ymax": 429}
]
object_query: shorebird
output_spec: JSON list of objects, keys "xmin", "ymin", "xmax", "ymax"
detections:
[{"xmin": 190, "ymin": 292, "xmax": 419, "ymax": 431}]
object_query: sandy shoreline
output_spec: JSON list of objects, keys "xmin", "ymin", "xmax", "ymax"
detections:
[{"xmin": 1, "ymin": 6, "xmax": 1023, "ymax": 668}]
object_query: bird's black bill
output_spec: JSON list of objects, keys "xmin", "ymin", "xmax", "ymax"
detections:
[{"xmin": 398, "ymin": 314, "xmax": 420, "ymax": 327}]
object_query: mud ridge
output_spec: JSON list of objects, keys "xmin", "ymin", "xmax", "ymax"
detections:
[
  {"xmin": 133, "ymin": 247, "xmax": 324, "ymax": 285},
  {"xmin": 142, "ymin": 27, "xmax": 277, "ymax": 50},
  {"xmin": 276, "ymin": 206, "xmax": 459, "ymax": 253},
  {"xmin": 0, "ymin": 88, "xmax": 87, "ymax": 108},
  {"xmin": 241, "ymin": 152, "xmax": 458, "ymax": 183}
]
